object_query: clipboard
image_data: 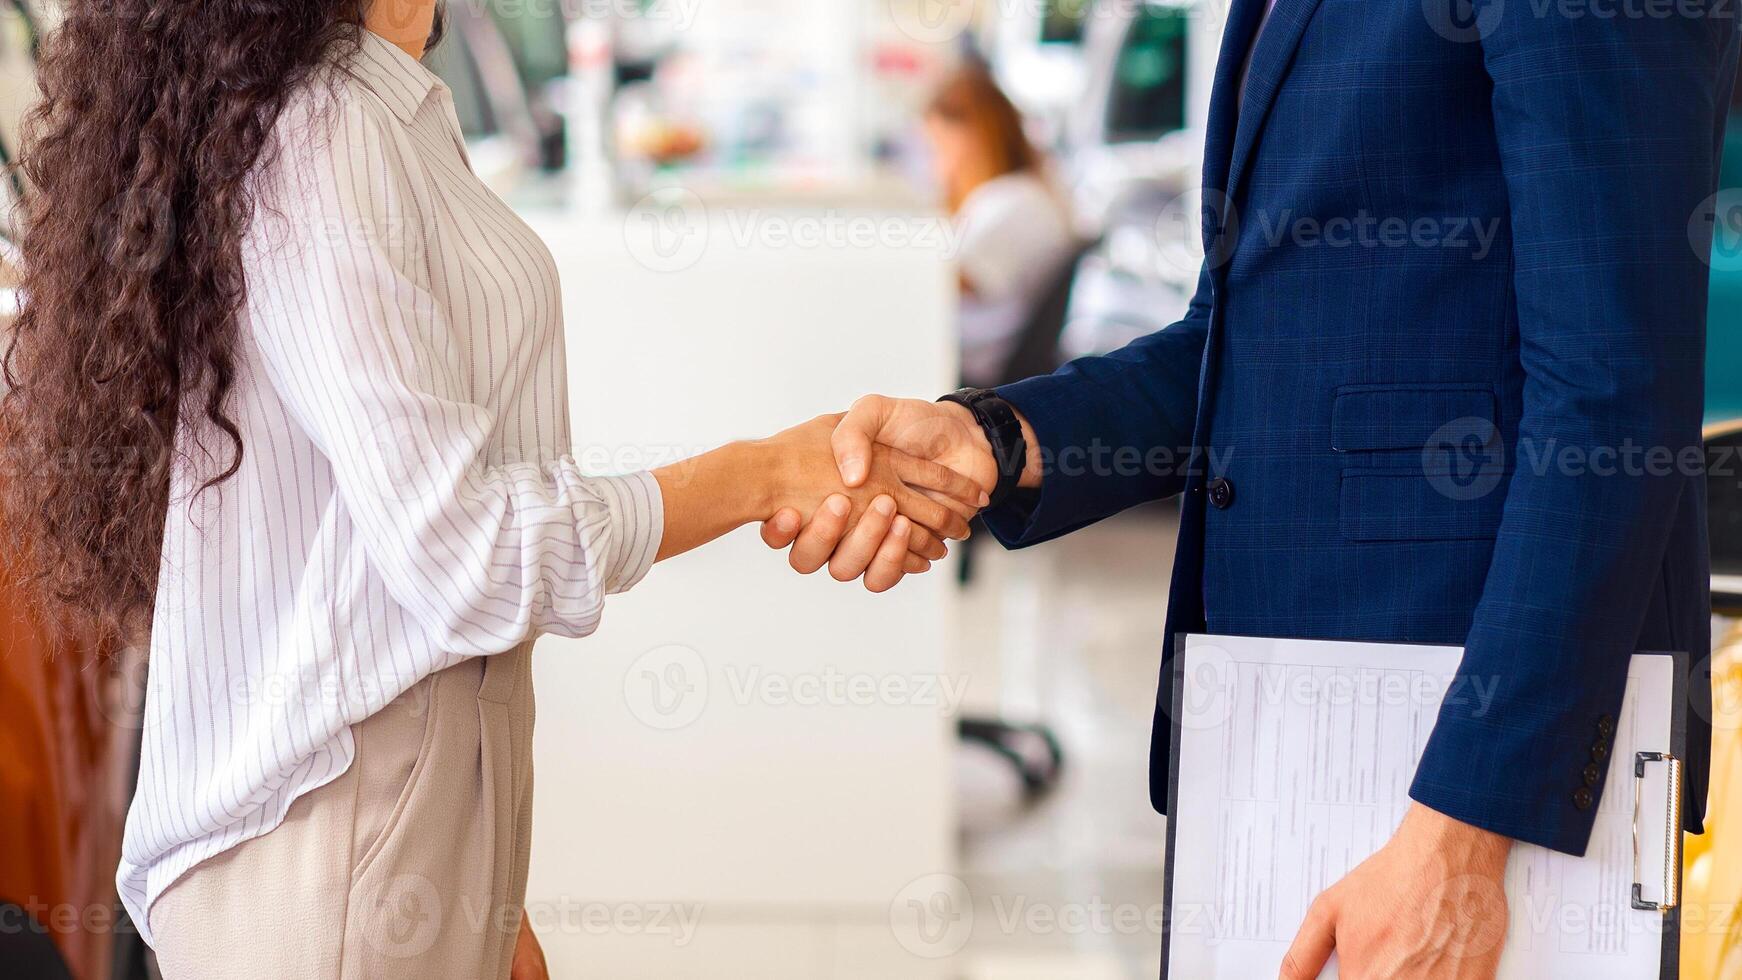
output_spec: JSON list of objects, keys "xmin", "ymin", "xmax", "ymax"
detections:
[{"xmin": 1159, "ymin": 634, "xmax": 1689, "ymax": 979}]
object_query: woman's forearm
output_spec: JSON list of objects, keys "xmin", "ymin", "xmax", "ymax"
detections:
[{"xmin": 652, "ymin": 440, "xmax": 777, "ymax": 562}]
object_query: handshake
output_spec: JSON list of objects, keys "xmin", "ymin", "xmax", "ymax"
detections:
[{"xmin": 748, "ymin": 394, "xmax": 1037, "ymax": 592}]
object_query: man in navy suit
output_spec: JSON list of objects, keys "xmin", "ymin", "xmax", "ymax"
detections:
[{"xmin": 761, "ymin": 0, "xmax": 1739, "ymax": 974}]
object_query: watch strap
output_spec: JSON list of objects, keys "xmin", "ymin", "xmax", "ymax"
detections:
[{"xmin": 939, "ymin": 388, "xmax": 1027, "ymax": 508}]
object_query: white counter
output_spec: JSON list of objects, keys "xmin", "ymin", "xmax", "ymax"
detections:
[{"xmin": 520, "ymin": 202, "xmax": 964, "ymax": 978}]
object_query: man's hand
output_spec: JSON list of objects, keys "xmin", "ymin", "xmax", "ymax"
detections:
[
  {"xmin": 1280, "ymin": 803, "xmax": 1512, "ymax": 980},
  {"xmin": 830, "ymin": 395, "xmax": 1003, "ymax": 494},
  {"xmin": 746, "ymin": 412, "xmax": 983, "ymax": 592},
  {"xmin": 762, "ymin": 394, "xmax": 1038, "ymax": 585},
  {"xmin": 512, "ymin": 909, "xmax": 549, "ymax": 980},
  {"xmin": 757, "ymin": 413, "xmax": 980, "ymax": 543}
]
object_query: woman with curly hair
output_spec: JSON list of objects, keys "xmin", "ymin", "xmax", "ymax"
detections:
[{"xmin": 0, "ymin": 2, "xmax": 979, "ymax": 976}]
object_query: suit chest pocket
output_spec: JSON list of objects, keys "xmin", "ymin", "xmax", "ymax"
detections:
[{"xmin": 1332, "ymin": 383, "xmax": 1506, "ymax": 542}]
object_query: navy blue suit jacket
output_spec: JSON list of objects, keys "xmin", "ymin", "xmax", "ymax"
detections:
[{"xmin": 985, "ymin": 0, "xmax": 1737, "ymax": 854}]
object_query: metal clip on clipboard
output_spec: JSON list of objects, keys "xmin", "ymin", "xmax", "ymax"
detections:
[{"xmin": 1631, "ymin": 750, "xmax": 1683, "ymax": 913}]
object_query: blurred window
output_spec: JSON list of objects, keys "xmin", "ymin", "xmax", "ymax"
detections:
[
  {"xmin": 427, "ymin": 29, "xmax": 499, "ymax": 141},
  {"xmin": 446, "ymin": 2, "xmax": 568, "ymax": 170},
  {"xmin": 1040, "ymin": 0, "xmax": 1091, "ymax": 45},
  {"xmin": 0, "ymin": 0, "xmax": 41, "ymax": 241},
  {"xmin": 487, "ymin": 2, "xmax": 567, "ymax": 90},
  {"xmin": 1105, "ymin": 4, "xmax": 1187, "ymax": 143}
]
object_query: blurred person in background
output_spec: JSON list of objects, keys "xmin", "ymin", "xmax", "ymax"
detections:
[
  {"xmin": 0, "ymin": 2, "xmax": 974, "ymax": 978},
  {"xmin": 923, "ymin": 62, "xmax": 1077, "ymax": 388}
]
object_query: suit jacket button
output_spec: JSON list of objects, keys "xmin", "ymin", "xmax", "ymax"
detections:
[
  {"xmin": 1591, "ymin": 742, "xmax": 1609, "ymax": 763},
  {"xmin": 1582, "ymin": 763, "xmax": 1601, "ymax": 787},
  {"xmin": 1572, "ymin": 787, "xmax": 1594, "ymax": 811},
  {"xmin": 1597, "ymin": 715, "xmax": 1616, "ymax": 738},
  {"xmin": 1208, "ymin": 477, "xmax": 1235, "ymax": 510}
]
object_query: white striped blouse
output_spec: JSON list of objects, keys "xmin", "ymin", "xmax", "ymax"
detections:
[{"xmin": 117, "ymin": 30, "xmax": 664, "ymax": 939}]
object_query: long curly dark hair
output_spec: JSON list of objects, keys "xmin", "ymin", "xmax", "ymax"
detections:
[{"xmin": 0, "ymin": 2, "xmax": 440, "ymax": 641}]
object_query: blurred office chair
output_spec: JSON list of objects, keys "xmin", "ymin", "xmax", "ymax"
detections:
[
  {"xmin": 996, "ymin": 238, "xmax": 1098, "ymax": 386},
  {"xmin": 952, "ymin": 245, "xmax": 1095, "ymax": 802},
  {"xmin": 1683, "ymin": 419, "xmax": 1742, "ymax": 979},
  {"xmin": 958, "ymin": 238, "xmax": 1097, "ymax": 586},
  {"xmin": 0, "ymin": 917, "xmax": 72, "ymax": 980}
]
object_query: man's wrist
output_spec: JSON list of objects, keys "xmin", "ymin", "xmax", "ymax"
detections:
[
  {"xmin": 1403, "ymin": 802, "xmax": 1513, "ymax": 872},
  {"xmin": 938, "ymin": 399, "xmax": 993, "ymax": 456},
  {"xmin": 938, "ymin": 399, "xmax": 1043, "ymax": 492},
  {"xmin": 1014, "ymin": 411, "xmax": 1041, "ymax": 489}
]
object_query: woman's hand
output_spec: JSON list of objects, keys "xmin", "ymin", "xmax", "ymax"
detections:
[
  {"xmin": 755, "ymin": 414, "xmax": 986, "ymax": 592},
  {"xmin": 651, "ymin": 414, "xmax": 983, "ymax": 580},
  {"xmin": 512, "ymin": 910, "xmax": 549, "ymax": 980},
  {"xmin": 759, "ymin": 414, "xmax": 982, "ymax": 538}
]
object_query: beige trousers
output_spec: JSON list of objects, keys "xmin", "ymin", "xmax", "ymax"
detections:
[{"xmin": 150, "ymin": 645, "xmax": 536, "ymax": 980}]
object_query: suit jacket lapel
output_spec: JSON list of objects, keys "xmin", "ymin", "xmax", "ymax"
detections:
[
  {"xmin": 1223, "ymin": 0, "xmax": 1328, "ymax": 205},
  {"xmin": 1201, "ymin": 0, "xmax": 1270, "ymax": 199}
]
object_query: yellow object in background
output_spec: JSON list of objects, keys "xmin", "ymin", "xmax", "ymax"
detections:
[{"xmin": 1684, "ymin": 619, "xmax": 1742, "ymax": 979}]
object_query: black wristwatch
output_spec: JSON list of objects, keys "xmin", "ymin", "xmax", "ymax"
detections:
[{"xmin": 939, "ymin": 387, "xmax": 1028, "ymax": 508}]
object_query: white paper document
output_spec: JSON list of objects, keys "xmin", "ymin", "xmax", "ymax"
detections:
[{"xmin": 1165, "ymin": 635, "xmax": 1679, "ymax": 979}]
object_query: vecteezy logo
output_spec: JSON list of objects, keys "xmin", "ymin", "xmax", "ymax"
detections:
[
  {"xmin": 1175, "ymin": 644, "xmax": 1239, "ymax": 732},
  {"xmin": 96, "ymin": 645, "xmax": 165, "ymax": 732},
  {"xmin": 1423, "ymin": 416, "xmax": 1505, "ymax": 502},
  {"xmin": 1417, "ymin": 873, "xmax": 1508, "ymax": 961},
  {"xmin": 625, "ymin": 187, "xmax": 709, "ymax": 273},
  {"xmin": 1688, "ymin": 651, "xmax": 1742, "ymax": 733},
  {"xmin": 1690, "ymin": 189, "xmax": 1742, "ymax": 273},
  {"xmin": 363, "ymin": 415, "xmax": 464, "ymax": 505},
  {"xmin": 624, "ymin": 644, "xmax": 709, "ymax": 730},
  {"xmin": 888, "ymin": 0, "xmax": 978, "ymax": 44},
  {"xmin": 1422, "ymin": 0, "xmax": 1503, "ymax": 43},
  {"xmin": 889, "ymin": 873, "xmax": 974, "ymax": 959},
  {"xmin": 363, "ymin": 873, "xmax": 444, "ymax": 959},
  {"xmin": 95, "ymin": 187, "xmax": 179, "ymax": 275},
  {"xmin": 1153, "ymin": 187, "xmax": 1239, "ymax": 278}
]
